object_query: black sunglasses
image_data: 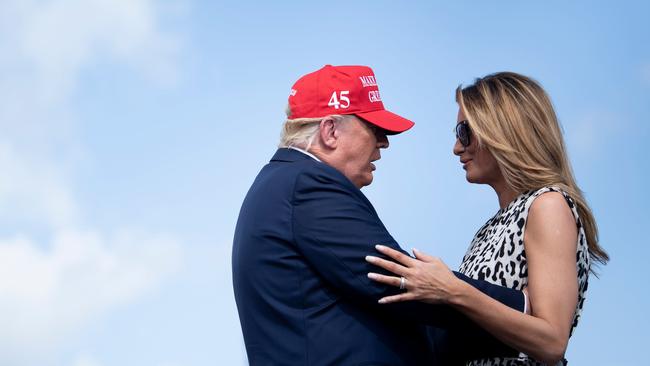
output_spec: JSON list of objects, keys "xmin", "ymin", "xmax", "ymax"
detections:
[
  {"xmin": 455, "ymin": 120, "xmax": 472, "ymax": 147},
  {"xmin": 362, "ymin": 120, "xmax": 387, "ymax": 138}
]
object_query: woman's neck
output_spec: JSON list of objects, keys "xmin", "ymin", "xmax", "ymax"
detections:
[{"xmin": 492, "ymin": 179, "xmax": 518, "ymax": 210}]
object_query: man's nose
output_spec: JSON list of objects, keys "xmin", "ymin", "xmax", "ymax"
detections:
[{"xmin": 377, "ymin": 133, "xmax": 389, "ymax": 149}]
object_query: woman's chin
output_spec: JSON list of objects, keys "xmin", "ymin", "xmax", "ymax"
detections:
[{"xmin": 465, "ymin": 172, "xmax": 482, "ymax": 184}]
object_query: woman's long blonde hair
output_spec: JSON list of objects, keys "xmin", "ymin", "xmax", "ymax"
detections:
[{"xmin": 456, "ymin": 72, "xmax": 609, "ymax": 270}]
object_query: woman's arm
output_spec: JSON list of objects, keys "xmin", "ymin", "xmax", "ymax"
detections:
[{"xmin": 366, "ymin": 192, "xmax": 579, "ymax": 364}]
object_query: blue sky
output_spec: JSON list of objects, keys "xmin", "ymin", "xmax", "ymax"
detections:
[{"xmin": 0, "ymin": 0, "xmax": 648, "ymax": 365}]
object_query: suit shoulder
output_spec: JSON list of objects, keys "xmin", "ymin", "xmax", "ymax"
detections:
[{"xmin": 293, "ymin": 161, "xmax": 356, "ymax": 192}]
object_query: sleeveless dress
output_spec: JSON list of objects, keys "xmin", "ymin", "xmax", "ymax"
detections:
[{"xmin": 458, "ymin": 187, "xmax": 591, "ymax": 366}]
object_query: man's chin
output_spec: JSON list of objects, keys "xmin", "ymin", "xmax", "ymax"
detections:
[
  {"xmin": 360, "ymin": 174, "xmax": 373, "ymax": 188},
  {"xmin": 351, "ymin": 171, "xmax": 375, "ymax": 189}
]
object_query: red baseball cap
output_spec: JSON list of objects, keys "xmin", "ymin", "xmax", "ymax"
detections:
[{"xmin": 288, "ymin": 65, "xmax": 415, "ymax": 134}]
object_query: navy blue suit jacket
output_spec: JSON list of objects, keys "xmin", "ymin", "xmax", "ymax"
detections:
[{"xmin": 232, "ymin": 148, "xmax": 523, "ymax": 365}]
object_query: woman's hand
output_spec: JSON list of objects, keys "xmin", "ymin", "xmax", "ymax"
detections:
[{"xmin": 365, "ymin": 245, "xmax": 464, "ymax": 305}]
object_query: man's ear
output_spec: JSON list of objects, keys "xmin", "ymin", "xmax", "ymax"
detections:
[{"xmin": 319, "ymin": 116, "xmax": 339, "ymax": 149}]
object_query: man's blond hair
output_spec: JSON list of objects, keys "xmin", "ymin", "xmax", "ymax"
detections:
[{"xmin": 278, "ymin": 105, "xmax": 345, "ymax": 150}]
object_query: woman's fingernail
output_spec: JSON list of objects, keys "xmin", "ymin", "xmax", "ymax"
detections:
[
  {"xmin": 365, "ymin": 256, "xmax": 375, "ymax": 262},
  {"xmin": 375, "ymin": 244, "xmax": 385, "ymax": 250},
  {"xmin": 378, "ymin": 298, "xmax": 386, "ymax": 304},
  {"xmin": 367, "ymin": 273, "xmax": 377, "ymax": 279}
]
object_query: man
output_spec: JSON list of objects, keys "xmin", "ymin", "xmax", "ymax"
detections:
[{"xmin": 232, "ymin": 65, "xmax": 525, "ymax": 365}]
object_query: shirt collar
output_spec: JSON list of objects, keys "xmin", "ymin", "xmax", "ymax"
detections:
[{"xmin": 287, "ymin": 146, "xmax": 322, "ymax": 162}]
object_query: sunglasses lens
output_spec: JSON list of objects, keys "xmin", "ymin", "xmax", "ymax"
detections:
[{"xmin": 455, "ymin": 121, "xmax": 471, "ymax": 147}]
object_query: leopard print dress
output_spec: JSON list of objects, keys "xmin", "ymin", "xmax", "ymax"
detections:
[{"xmin": 458, "ymin": 187, "xmax": 590, "ymax": 366}]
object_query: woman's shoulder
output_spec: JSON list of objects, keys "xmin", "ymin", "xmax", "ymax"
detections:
[
  {"xmin": 525, "ymin": 189, "xmax": 578, "ymax": 244},
  {"xmin": 529, "ymin": 189, "xmax": 571, "ymax": 213},
  {"xmin": 524, "ymin": 186, "xmax": 576, "ymax": 215}
]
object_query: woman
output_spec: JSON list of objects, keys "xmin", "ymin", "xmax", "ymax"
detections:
[{"xmin": 365, "ymin": 72, "xmax": 609, "ymax": 365}]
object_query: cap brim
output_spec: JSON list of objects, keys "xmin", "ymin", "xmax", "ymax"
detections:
[{"xmin": 355, "ymin": 109, "xmax": 415, "ymax": 135}]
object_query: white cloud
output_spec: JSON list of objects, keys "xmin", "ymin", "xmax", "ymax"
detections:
[
  {"xmin": 71, "ymin": 353, "xmax": 186, "ymax": 366},
  {"xmin": 0, "ymin": 0, "xmax": 186, "ymax": 364},
  {"xmin": 0, "ymin": 142, "xmax": 78, "ymax": 231},
  {"xmin": 73, "ymin": 354, "xmax": 104, "ymax": 366},
  {"xmin": 0, "ymin": 230, "xmax": 181, "ymax": 359},
  {"xmin": 0, "ymin": 0, "xmax": 181, "ymax": 101},
  {"xmin": 0, "ymin": 0, "xmax": 182, "ymax": 159}
]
